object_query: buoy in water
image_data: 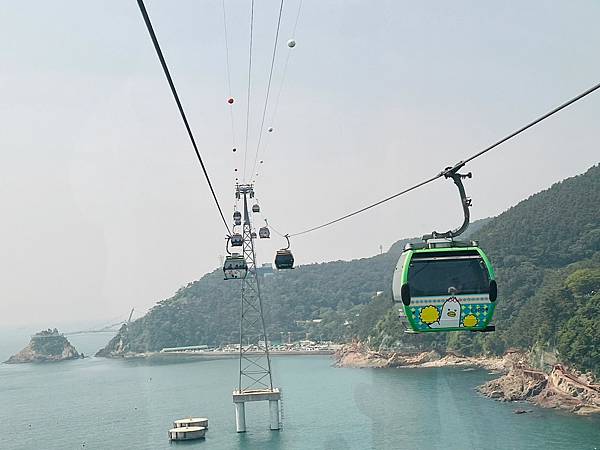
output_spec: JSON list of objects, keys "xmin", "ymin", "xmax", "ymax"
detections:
[{"xmin": 287, "ymin": 39, "xmax": 296, "ymax": 48}]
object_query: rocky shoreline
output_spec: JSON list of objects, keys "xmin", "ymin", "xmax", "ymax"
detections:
[
  {"xmin": 478, "ymin": 361, "xmax": 600, "ymax": 416},
  {"xmin": 4, "ymin": 329, "xmax": 84, "ymax": 364},
  {"xmin": 335, "ymin": 343, "xmax": 600, "ymax": 416},
  {"xmin": 334, "ymin": 342, "xmax": 508, "ymax": 371}
]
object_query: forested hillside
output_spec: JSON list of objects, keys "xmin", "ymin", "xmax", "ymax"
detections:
[{"xmin": 99, "ymin": 165, "xmax": 600, "ymax": 375}]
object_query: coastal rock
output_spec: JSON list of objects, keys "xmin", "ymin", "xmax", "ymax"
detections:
[
  {"xmin": 336, "ymin": 344, "xmax": 600, "ymax": 416},
  {"xmin": 334, "ymin": 342, "xmax": 391, "ymax": 368},
  {"xmin": 5, "ymin": 329, "xmax": 83, "ymax": 364},
  {"xmin": 95, "ymin": 324, "xmax": 130, "ymax": 357},
  {"xmin": 334, "ymin": 343, "xmax": 506, "ymax": 370},
  {"xmin": 479, "ymin": 362, "xmax": 600, "ymax": 415}
]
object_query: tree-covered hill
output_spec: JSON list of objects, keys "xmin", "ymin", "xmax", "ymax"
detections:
[{"xmin": 98, "ymin": 164, "xmax": 600, "ymax": 376}]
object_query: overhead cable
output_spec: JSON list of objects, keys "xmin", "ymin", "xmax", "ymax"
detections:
[
  {"xmin": 242, "ymin": 0, "xmax": 255, "ymax": 183},
  {"xmin": 249, "ymin": 0, "xmax": 285, "ymax": 182},
  {"xmin": 288, "ymin": 81, "xmax": 600, "ymax": 237},
  {"xmin": 221, "ymin": 0, "xmax": 237, "ymax": 151},
  {"xmin": 252, "ymin": 0, "xmax": 303, "ymax": 183},
  {"xmin": 135, "ymin": 0, "xmax": 231, "ymax": 234}
]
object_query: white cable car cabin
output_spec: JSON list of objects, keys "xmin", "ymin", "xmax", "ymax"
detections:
[{"xmin": 223, "ymin": 254, "xmax": 247, "ymax": 280}]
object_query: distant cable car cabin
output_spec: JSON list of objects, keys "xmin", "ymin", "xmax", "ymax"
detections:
[
  {"xmin": 233, "ymin": 211, "xmax": 242, "ymax": 226},
  {"xmin": 259, "ymin": 227, "xmax": 270, "ymax": 239},
  {"xmin": 391, "ymin": 167, "xmax": 497, "ymax": 333},
  {"xmin": 252, "ymin": 204, "xmax": 260, "ymax": 213},
  {"xmin": 230, "ymin": 233, "xmax": 243, "ymax": 247},
  {"xmin": 251, "ymin": 231, "xmax": 257, "ymax": 239},
  {"xmin": 274, "ymin": 235, "xmax": 294, "ymax": 269},
  {"xmin": 275, "ymin": 249, "xmax": 294, "ymax": 270},
  {"xmin": 223, "ymin": 254, "xmax": 247, "ymax": 280}
]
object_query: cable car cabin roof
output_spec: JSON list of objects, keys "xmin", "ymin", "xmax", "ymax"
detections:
[{"xmin": 406, "ymin": 246, "xmax": 483, "ymax": 258}]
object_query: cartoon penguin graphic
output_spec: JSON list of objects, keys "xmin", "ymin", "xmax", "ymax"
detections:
[{"xmin": 429, "ymin": 297, "xmax": 461, "ymax": 328}]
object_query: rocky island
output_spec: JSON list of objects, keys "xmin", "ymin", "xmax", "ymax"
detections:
[{"xmin": 5, "ymin": 329, "xmax": 84, "ymax": 364}]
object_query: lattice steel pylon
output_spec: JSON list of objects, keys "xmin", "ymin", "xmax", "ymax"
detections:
[{"xmin": 232, "ymin": 184, "xmax": 281, "ymax": 433}]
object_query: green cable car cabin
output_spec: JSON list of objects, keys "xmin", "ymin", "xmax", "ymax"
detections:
[{"xmin": 392, "ymin": 239, "xmax": 497, "ymax": 332}]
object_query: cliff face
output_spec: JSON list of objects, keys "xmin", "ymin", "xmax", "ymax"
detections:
[
  {"xmin": 95, "ymin": 324, "xmax": 130, "ymax": 357},
  {"xmin": 5, "ymin": 329, "xmax": 83, "ymax": 364},
  {"xmin": 479, "ymin": 360, "xmax": 600, "ymax": 415}
]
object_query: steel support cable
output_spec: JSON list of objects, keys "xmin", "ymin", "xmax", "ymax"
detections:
[
  {"xmin": 289, "ymin": 174, "xmax": 442, "ymax": 237},
  {"xmin": 249, "ymin": 0, "xmax": 285, "ymax": 183},
  {"xmin": 242, "ymin": 0, "xmax": 255, "ymax": 183},
  {"xmin": 252, "ymin": 0, "xmax": 303, "ymax": 184},
  {"xmin": 287, "ymin": 81, "xmax": 600, "ymax": 238},
  {"xmin": 264, "ymin": 219, "xmax": 286, "ymax": 238},
  {"xmin": 136, "ymin": 0, "xmax": 231, "ymax": 234},
  {"xmin": 221, "ymin": 0, "xmax": 237, "ymax": 150}
]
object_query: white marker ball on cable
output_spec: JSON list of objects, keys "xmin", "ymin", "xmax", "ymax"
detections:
[{"xmin": 287, "ymin": 39, "xmax": 296, "ymax": 48}]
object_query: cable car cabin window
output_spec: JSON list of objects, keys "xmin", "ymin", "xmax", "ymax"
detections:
[{"xmin": 408, "ymin": 257, "xmax": 490, "ymax": 297}]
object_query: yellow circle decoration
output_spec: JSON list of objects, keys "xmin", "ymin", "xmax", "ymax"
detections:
[
  {"xmin": 463, "ymin": 314, "xmax": 478, "ymax": 327},
  {"xmin": 420, "ymin": 306, "xmax": 440, "ymax": 324}
]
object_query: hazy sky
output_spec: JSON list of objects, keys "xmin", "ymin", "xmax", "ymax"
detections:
[{"xmin": 1, "ymin": 1, "xmax": 599, "ymax": 327}]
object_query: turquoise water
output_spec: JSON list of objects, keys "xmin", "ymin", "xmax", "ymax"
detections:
[{"xmin": 1, "ymin": 332, "xmax": 599, "ymax": 449}]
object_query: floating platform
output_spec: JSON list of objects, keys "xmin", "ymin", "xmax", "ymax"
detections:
[
  {"xmin": 168, "ymin": 426, "xmax": 206, "ymax": 441},
  {"xmin": 173, "ymin": 417, "xmax": 208, "ymax": 429}
]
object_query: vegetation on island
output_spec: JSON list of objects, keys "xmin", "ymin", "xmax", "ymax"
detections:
[{"xmin": 98, "ymin": 164, "xmax": 600, "ymax": 377}]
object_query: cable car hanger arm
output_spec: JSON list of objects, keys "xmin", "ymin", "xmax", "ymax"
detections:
[{"xmin": 422, "ymin": 168, "xmax": 472, "ymax": 241}]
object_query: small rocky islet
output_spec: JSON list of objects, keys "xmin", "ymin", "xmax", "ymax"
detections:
[{"xmin": 4, "ymin": 328, "xmax": 84, "ymax": 364}]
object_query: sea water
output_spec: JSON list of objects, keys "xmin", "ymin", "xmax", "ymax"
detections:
[{"xmin": 1, "ymin": 331, "xmax": 599, "ymax": 450}]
